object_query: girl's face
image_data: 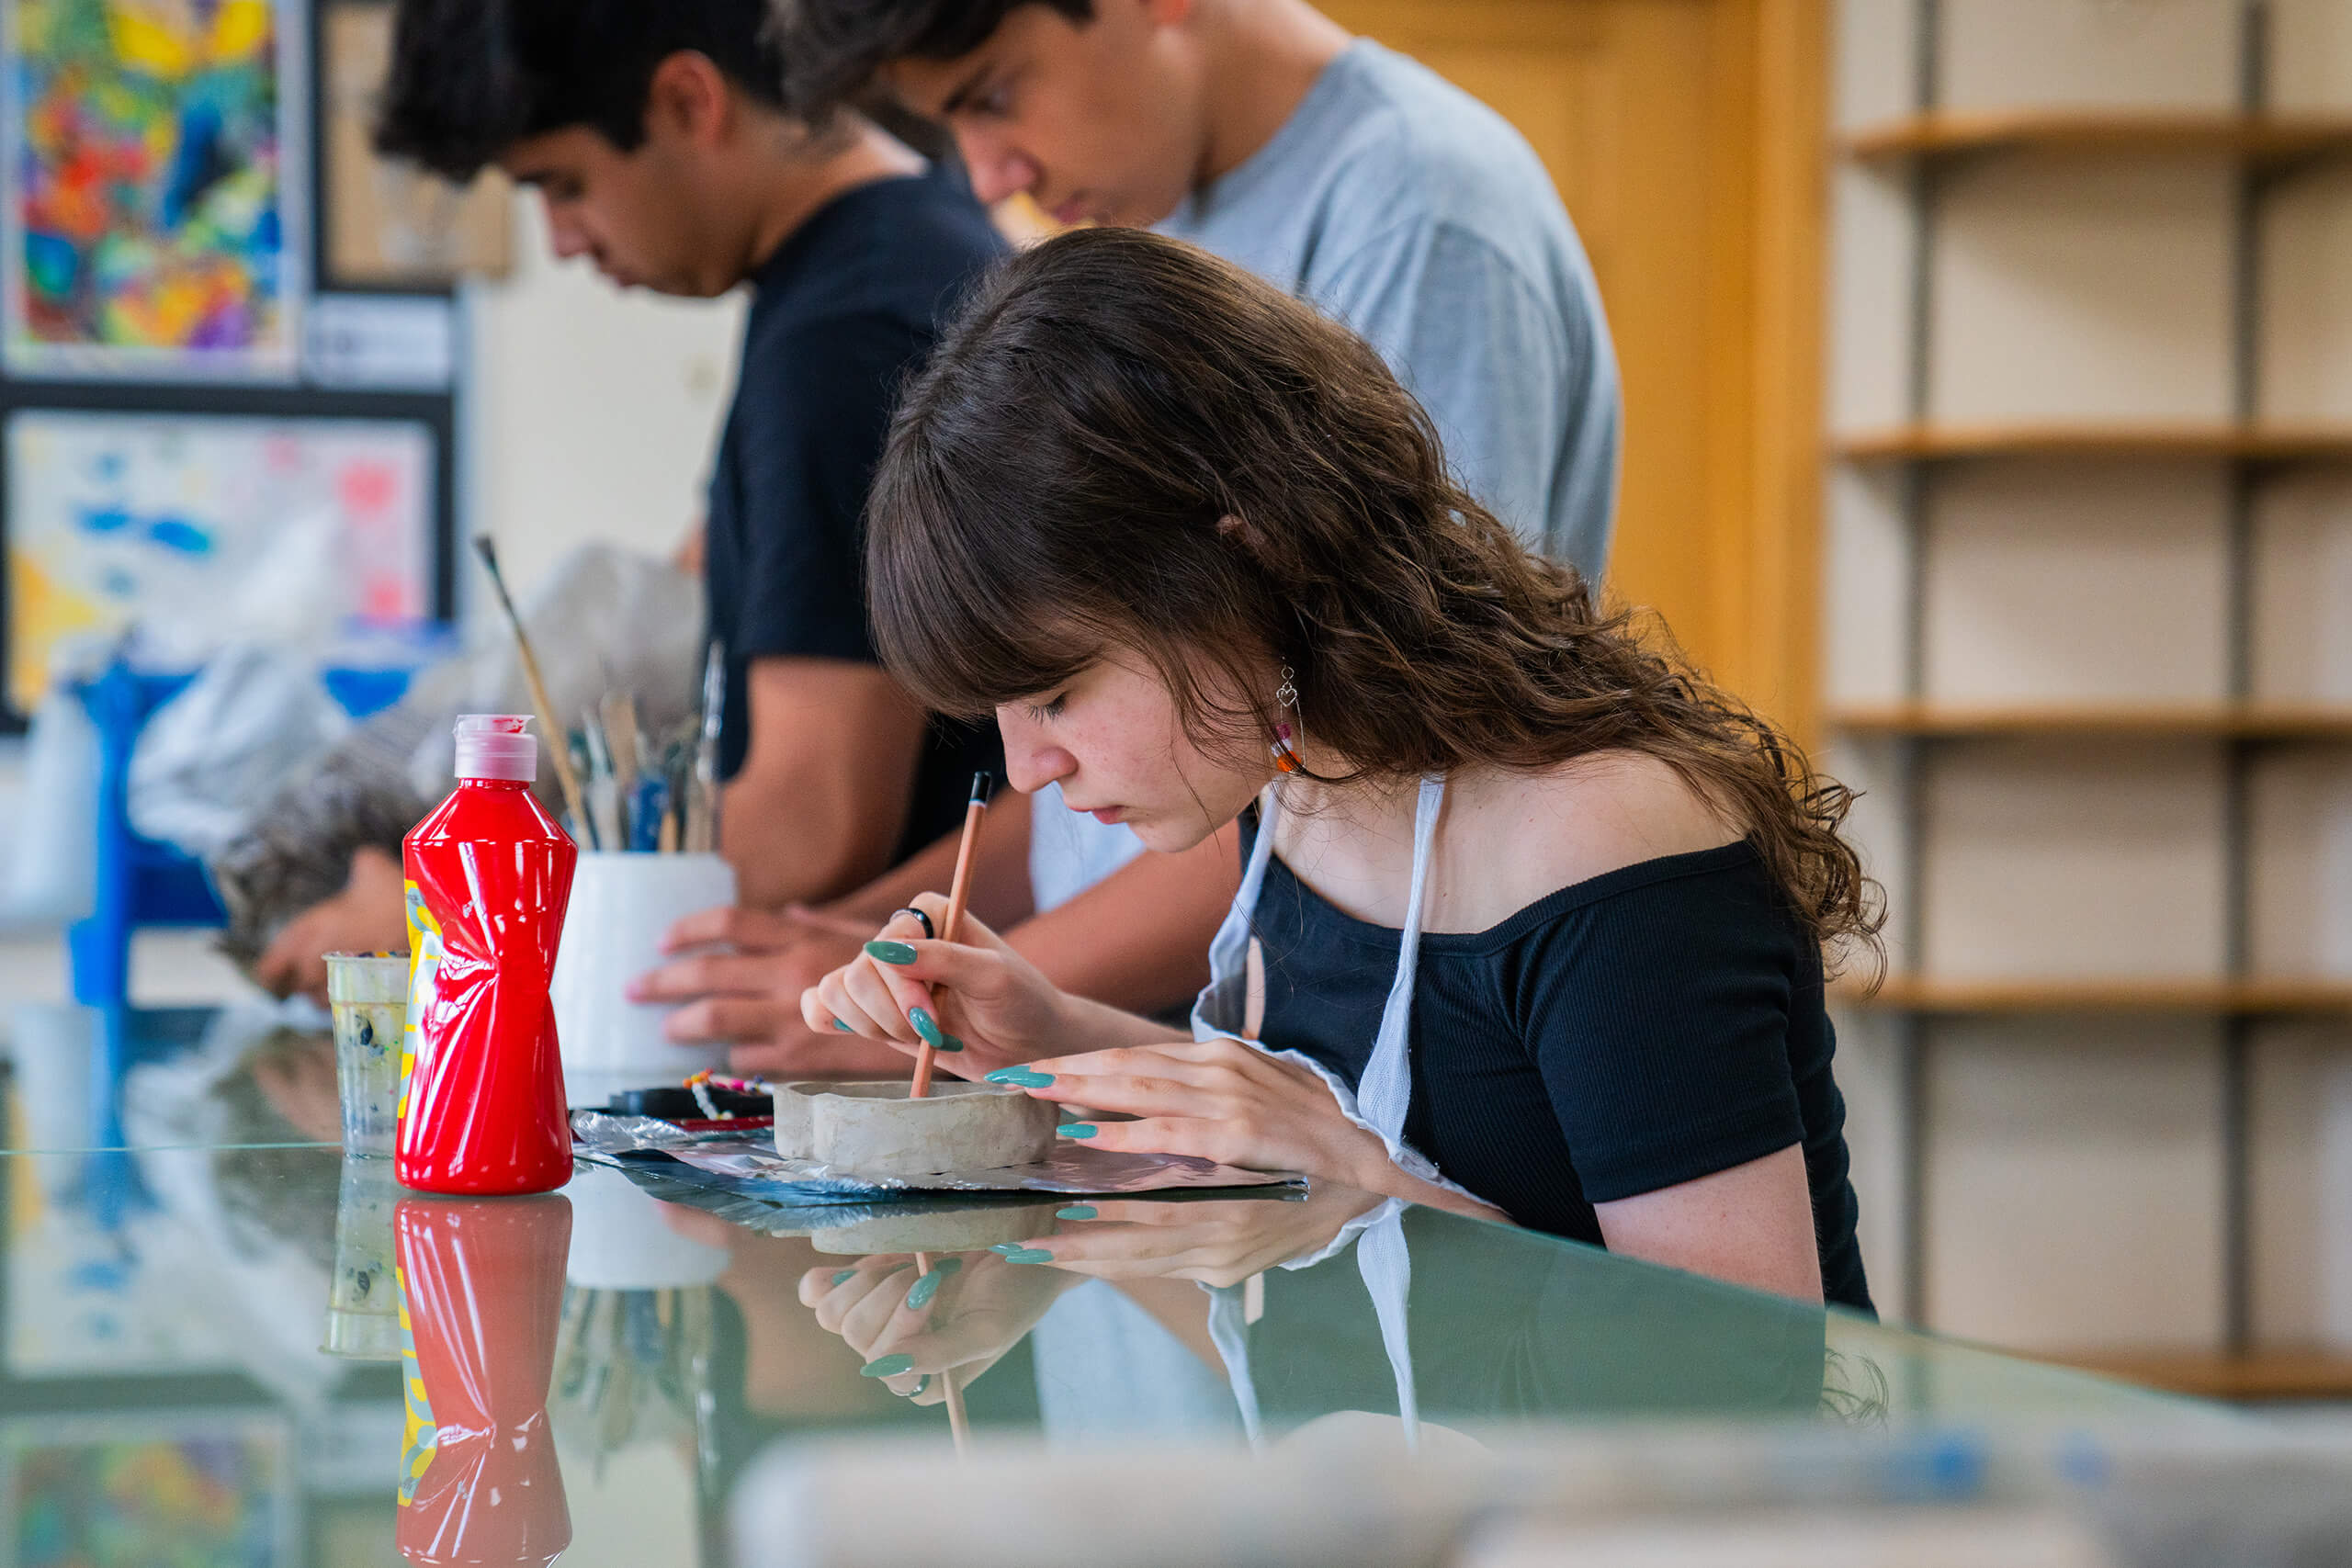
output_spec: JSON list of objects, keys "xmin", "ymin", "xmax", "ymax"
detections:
[{"xmin": 995, "ymin": 649, "xmax": 1271, "ymax": 852}]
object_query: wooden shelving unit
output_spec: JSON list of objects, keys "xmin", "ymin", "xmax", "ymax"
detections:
[
  {"xmin": 1839, "ymin": 977, "xmax": 2352, "ymax": 1016},
  {"xmin": 1833, "ymin": 423, "xmax": 2352, "ymax": 464},
  {"xmin": 1825, "ymin": 5, "xmax": 2352, "ymax": 1383},
  {"xmin": 2038, "ymin": 1348, "xmax": 2352, "ymax": 1403},
  {"xmin": 1842, "ymin": 109, "xmax": 2352, "ymax": 171},
  {"xmin": 1827, "ymin": 703, "xmax": 2352, "ymax": 740}
]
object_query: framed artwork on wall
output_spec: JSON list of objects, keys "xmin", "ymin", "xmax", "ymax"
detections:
[
  {"xmin": 1, "ymin": 1411, "xmax": 298, "ymax": 1566},
  {"xmin": 322, "ymin": 2, "xmax": 511, "ymax": 288},
  {"xmin": 4, "ymin": 407, "xmax": 434, "ymax": 713},
  {"xmin": 1, "ymin": 0, "xmax": 311, "ymax": 381}
]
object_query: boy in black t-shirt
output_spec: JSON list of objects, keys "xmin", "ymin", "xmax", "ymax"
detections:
[{"xmin": 375, "ymin": 1, "xmax": 1006, "ymax": 981}]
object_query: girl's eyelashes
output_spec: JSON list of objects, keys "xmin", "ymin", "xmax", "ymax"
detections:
[{"xmin": 1025, "ymin": 693, "xmax": 1068, "ymax": 721}]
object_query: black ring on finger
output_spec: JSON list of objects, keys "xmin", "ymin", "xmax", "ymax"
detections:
[{"xmin": 892, "ymin": 907, "xmax": 935, "ymax": 940}]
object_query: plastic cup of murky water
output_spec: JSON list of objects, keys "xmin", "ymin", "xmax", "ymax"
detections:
[{"xmin": 325, "ymin": 952, "xmax": 409, "ymax": 1157}]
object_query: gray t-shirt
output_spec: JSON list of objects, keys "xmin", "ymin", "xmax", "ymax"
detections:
[
  {"xmin": 1033, "ymin": 39, "xmax": 1624, "ymax": 913},
  {"xmin": 1159, "ymin": 38, "xmax": 1622, "ymax": 580}
]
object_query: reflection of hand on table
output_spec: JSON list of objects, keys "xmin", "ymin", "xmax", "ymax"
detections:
[
  {"xmin": 251, "ymin": 1034, "xmax": 344, "ymax": 1144},
  {"xmin": 989, "ymin": 1187, "xmax": 1390, "ymax": 1288},
  {"xmin": 797, "ymin": 1251, "xmax": 1083, "ymax": 1406},
  {"xmin": 656, "ymin": 1204, "xmax": 904, "ymax": 1419},
  {"xmin": 628, "ymin": 903, "xmax": 910, "ymax": 1077}
]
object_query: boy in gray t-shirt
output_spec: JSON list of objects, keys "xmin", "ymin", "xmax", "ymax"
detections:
[
  {"xmin": 1159, "ymin": 37, "xmax": 1619, "ymax": 579},
  {"xmin": 646, "ymin": 0, "xmax": 1623, "ymax": 1069},
  {"xmin": 779, "ymin": 4, "xmax": 1620, "ymax": 576}
]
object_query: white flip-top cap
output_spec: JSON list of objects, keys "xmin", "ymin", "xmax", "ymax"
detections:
[{"xmin": 453, "ymin": 714, "xmax": 538, "ymax": 781}]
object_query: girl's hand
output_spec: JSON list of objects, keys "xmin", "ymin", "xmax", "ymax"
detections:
[
  {"xmin": 798, "ymin": 893, "xmax": 1080, "ymax": 1077},
  {"xmin": 987, "ymin": 1036, "xmax": 1392, "ymax": 1187}
]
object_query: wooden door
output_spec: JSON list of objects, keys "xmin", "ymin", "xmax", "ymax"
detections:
[{"xmin": 1322, "ymin": 0, "xmax": 1829, "ymax": 737}]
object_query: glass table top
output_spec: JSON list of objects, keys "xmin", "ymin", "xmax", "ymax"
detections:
[{"xmin": 0, "ymin": 1003, "xmax": 2226, "ymax": 1567}]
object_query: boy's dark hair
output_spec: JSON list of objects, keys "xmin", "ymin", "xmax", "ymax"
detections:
[
  {"xmin": 210, "ymin": 757, "xmax": 425, "ymax": 974},
  {"xmin": 769, "ymin": 0, "xmax": 1094, "ymax": 118},
  {"xmin": 375, "ymin": 0, "xmax": 792, "ymax": 182}
]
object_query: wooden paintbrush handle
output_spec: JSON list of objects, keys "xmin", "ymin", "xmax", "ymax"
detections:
[{"xmin": 912, "ymin": 777, "xmax": 993, "ymax": 1100}]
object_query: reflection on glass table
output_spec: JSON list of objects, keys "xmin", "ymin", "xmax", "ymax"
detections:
[
  {"xmin": 0, "ymin": 1005, "xmax": 2275, "ymax": 1568},
  {"xmin": 1, "ymin": 1002, "xmax": 343, "ymax": 1156}
]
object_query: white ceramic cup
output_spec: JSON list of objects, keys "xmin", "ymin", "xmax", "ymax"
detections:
[{"xmin": 550, "ymin": 852, "xmax": 737, "ymax": 1102}]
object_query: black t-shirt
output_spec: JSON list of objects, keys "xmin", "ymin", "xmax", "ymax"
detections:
[
  {"xmin": 703, "ymin": 171, "xmax": 1006, "ymax": 859},
  {"xmin": 1249, "ymin": 825, "xmax": 1872, "ymax": 1313}
]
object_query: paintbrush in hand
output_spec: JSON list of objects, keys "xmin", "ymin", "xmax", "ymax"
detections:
[{"xmin": 910, "ymin": 772, "xmax": 995, "ymax": 1100}]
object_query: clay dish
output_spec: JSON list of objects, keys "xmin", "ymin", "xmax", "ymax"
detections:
[{"xmin": 773, "ymin": 1079, "xmax": 1059, "ymax": 1179}]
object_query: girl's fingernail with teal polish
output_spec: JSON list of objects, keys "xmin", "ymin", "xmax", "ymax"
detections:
[
  {"xmin": 909, "ymin": 1007, "xmax": 944, "ymax": 1048},
  {"xmin": 933, "ymin": 1257, "xmax": 963, "ymax": 1275},
  {"xmin": 986, "ymin": 1067, "xmax": 1054, "ymax": 1088},
  {"xmin": 831, "ymin": 1019, "xmax": 852, "ymax": 1031},
  {"xmin": 1057, "ymin": 1205, "xmax": 1097, "ymax": 1221},
  {"xmin": 907, "ymin": 1270, "xmax": 945, "ymax": 1309},
  {"xmin": 1001, "ymin": 1248, "xmax": 1056, "ymax": 1265},
  {"xmin": 989, "ymin": 1242, "xmax": 1024, "ymax": 1256},
  {"xmin": 936, "ymin": 1033, "xmax": 966, "ymax": 1054},
  {"xmin": 831, "ymin": 1269, "xmax": 856, "ymax": 1285},
  {"xmin": 865, "ymin": 940, "xmax": 918, "ymax": 964},
  {"xmin": 1058, "ymin": 1123, "xmax": 1097, "ymax": 1139},
  {"xmin": 860, "ymin": 1354, "xmax": 914, "ymax": 1378}
]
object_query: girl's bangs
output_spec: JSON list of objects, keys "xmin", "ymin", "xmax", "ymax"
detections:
[{"xmin": 867, "ymin": 442, "xmax": 1105, "ymax": 718}]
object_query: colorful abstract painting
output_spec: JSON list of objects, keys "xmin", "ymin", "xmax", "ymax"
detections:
[
  {"xmin": 3, "ymin": 1414, "xmax": 294, "ymax": 1567},
  {"xmin": 6, "ymin": 411, "xmax": 433, "ymax": 712},
  {"xmin": 3, "ymin": 0, "xmax": 305, "ymax": 378}
]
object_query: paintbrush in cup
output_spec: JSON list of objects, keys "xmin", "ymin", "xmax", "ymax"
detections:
[
  {"xmin": 471, "ymin": 536, "xmax": 594, "ymax": 846},
  {"xmin": 910, "ymin": 772, "xmax": 995, "ymax": 1100}
]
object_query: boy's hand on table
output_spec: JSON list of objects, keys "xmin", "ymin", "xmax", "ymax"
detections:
[{"xmin": 628, "ymin": 903, "xmax": 909, "ymax": 1077}]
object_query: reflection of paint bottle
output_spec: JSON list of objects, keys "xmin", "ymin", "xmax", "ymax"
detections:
[
  {"xmin": 394, "ymin": 1194, "xmax": 573, "ymax": 1567},
  {"xmin": 399, "ymin": 716, "xmax": 576, "ymax": 1195}
]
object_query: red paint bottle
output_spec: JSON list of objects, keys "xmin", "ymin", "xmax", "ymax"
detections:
[
  {"xmin": 395, "ymin": 1195, "xmax": 573, "ymax": 1567},
  {"xmin": 399, "ymin": 715, "xmax": 577, "ymax": 1195}
]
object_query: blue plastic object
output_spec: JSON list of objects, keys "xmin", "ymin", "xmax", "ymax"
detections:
[
  {"xmin": 65, "ymin": 656, "xmax": 422, "ymax": 1007},
  {"xmin": 322, "ymin": 665, "xmax": 414, "ymax": 721}
]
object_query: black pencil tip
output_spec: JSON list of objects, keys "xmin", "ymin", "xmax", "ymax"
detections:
[{"xmin": 971, "ymin": 771, "xmax": 996, "ymax": 807}]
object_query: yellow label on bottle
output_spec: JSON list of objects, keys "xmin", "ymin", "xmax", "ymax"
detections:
[{"xmin": 400, "ymin": 883, "xmax": 444, "ymax": 1129}]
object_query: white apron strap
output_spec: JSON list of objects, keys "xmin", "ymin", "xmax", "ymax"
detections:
[
  {"xmin": 1353, "ymin": 775, "xmax": 1443, "ymax": 1450},
  {"xmin": 1353, "ymin": 776, "xmax": 1446, "ymax": 1144},
  {"xmin": 1197, "ymin": 776, "xmax": 1447, "ymax": 1451},
  {"xmin": 1191, "ymin": 786, "xmax": 1283, "ymax": 1043},
  {"xmin": 1204, "ymin": 1285, "xmax": 1266, "ymax": 1448}
]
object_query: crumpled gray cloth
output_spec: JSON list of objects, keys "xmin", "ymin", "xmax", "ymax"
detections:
[
  {"xmin": 128, "ymin": 646, "xmax": 353, "ymax": 857},
  {"xmin": 130, "ymin": 541, "xmax": 703, "ymax": 859}
]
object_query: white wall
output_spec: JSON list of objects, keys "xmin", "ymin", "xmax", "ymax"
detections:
[{"xmin": 463, "ymin": 193, "xmax": 746, "ymax": 607}]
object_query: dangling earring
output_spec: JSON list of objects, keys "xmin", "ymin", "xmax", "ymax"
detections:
[{"xmin": 1270, "ymin": 664, "xmax": 1302, "ymax": 774}]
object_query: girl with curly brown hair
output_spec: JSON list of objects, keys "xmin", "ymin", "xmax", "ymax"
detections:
[{"xmin": 805, "ymin": 226, "xmax": 1882, "ymax": 1310}]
